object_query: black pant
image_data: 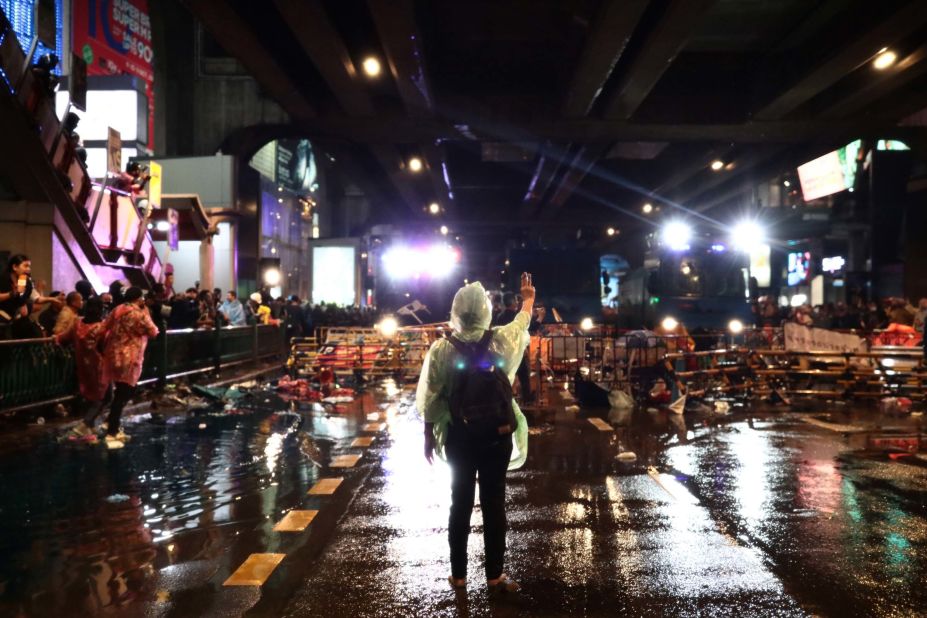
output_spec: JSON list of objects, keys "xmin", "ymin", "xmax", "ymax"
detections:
[
  {"xmin": 81, "ymin": 385, "xmax": 113, "ymax": 426},
  {"xmin": 445, "ymin": 427, "xmax": 513, "ymax": 580},
  {"xmin": 516, "ymin": 354, "xmax": 532, "ymax": 400},
  {"xmin": 106, "ymin": 382, "xmax": 135, "ymax": 436}
]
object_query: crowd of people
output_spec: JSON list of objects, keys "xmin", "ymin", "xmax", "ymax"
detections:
[
  {"xmin": 753, "ymin": 296, "xmax": 927, "ymax": 333},
  {"xmin": 0, "ymin": 255, "xmax": 387, "ymax": 343}
]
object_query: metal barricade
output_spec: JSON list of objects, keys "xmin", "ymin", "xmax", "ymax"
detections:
[
  {"xmin": 291, "ymin": 323, "xmax": 450, "ymax": 381},
  {"xmin": 1, "ymin": 324, "xmax": 287, "ymax": 413}
]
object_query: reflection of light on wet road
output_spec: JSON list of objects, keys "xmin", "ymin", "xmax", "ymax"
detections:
[
  {"xmin": 729, "ymin": 428, "xmax": 773, "ymax": 524},
  {"xmin": 382, "ymin": 379, "xmax": 402, "ymax": 399},
  {"xmin": 379, "ymin": 397, "xmax": 452, "ymax": 575},
  {"xmin": 264, "ymin": 432, "xmax": 285, "ymax": 475}
]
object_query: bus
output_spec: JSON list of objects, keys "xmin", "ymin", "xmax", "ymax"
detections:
[{"xmin": 618, "ymin": 242, "xmax": 752, "ymax": 330}]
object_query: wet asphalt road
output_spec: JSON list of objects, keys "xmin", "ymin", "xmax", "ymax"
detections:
[{"xmin": 0, "ymin": 383, "xmax": 925, "ymax": 617}]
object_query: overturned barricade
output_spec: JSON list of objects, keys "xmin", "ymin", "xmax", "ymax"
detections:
[{"xmin": 290, "ymin": 323, "xmax": 924, "ymax": 410}]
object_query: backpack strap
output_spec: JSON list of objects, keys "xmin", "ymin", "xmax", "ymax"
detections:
[
  {"xmin": 445, "ymin": 333, "xmax": 472, "ymax": 359},
  {"xmin": 446, "ymin": 331, "xmax": 493, "ymax": 363}
]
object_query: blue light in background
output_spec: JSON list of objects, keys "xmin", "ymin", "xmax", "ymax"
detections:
[{"xmin": 0, "ymin": 0, "xmax": 63, "ymax": 73}]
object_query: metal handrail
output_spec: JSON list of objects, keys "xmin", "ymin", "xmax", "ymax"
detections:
[{"xmin": 1, "ymin": 324, "xmax": 287, "ymax": 412}]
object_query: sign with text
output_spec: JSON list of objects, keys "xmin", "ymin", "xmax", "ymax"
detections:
[
  {"xmin": 784, "ymin": 323, "xmax": 866, "ymax": 354},
  {"xmin": 73, "ymin": 0, "xmax": 155, "ymax": 147},
  {"xmin": 167, "ymin": 208, "xmax": 179, "ymax": 251},
  {"xmin": 797, "ymin": 150, "xmax": 846, "ymax": 202},
  {"xmin": 147, "ymin": 161, "xmax": 161, "ymax": 209},
  {"xmin": 106, "ymin": 127, "xmax": 121, "ymax": 174}
]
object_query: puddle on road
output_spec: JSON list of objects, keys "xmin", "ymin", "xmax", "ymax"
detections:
[{"xmin": 0, "ymin": 389, "xmax": 379, "ymax": 617}]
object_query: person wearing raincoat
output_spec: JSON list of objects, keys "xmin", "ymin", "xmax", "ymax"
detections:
[{"xmin": 417, "ymin": 272, "xmax": 534, "ymax": 594}]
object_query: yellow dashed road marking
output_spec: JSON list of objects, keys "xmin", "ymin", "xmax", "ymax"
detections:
[
  {"xmin": 308, "ymin": 477, "xmax": 343, "ymax": 495},
  {"xmin": 330, "ymin": 454, "xmax": 362, "ymax": 468},
  {"xmin": 273, "ymin": 510, "xmax": 318, "ymax": 532},
  {"xmin": 223, "ymin": 553, "xmax": 286, "ymax": 586}
]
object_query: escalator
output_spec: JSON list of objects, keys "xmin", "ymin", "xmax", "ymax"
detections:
[{"xmin": 0, "ymin": 8, "xmax": 162, "ymax": 289}]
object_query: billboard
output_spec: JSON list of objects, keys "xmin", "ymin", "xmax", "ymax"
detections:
[
  {"xmin": 787, "ymin": 251, "xmax": 811, "ymax": 286},
  {"xmin": 72, "ymin": 0, "xmax": 154, "ymax": 148},
  {"xmin": 797, "ymin": 151, "xmax": 845, "ymax": 202},
  {"xmin": 312, "ymin": 246, "xmax": 356, "ymax": 306}
]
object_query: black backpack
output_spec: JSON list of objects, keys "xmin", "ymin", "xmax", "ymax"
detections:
[{"xmin": 446, "ymin": 330, "xmax": 517, "ymax": 441}]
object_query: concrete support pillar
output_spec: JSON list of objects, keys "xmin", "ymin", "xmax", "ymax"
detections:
[{"xmin": 199, "ymin": 234, "xmax": 215, "ymax": 291}]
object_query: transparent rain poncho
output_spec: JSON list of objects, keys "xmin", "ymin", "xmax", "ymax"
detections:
[{"xmin": 415, "ymin": 282, "xmax": 530, "ymax": 469}]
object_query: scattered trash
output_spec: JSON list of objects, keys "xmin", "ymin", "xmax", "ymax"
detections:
[
  {"xmin": 105, "ymin": 494, "xmax": 130, "ymax": 503},
  {"xmin": 574, "ymin": 378, "xmax": 610, "ymax": 407},
  {"xmin": 608, "ymin": 389, "xmax": 633, "ymax": 410},
  {"xmin": 649, "ymin": 379, "xmax": 672, "ymax": 405},
  {"xmin": 685, "ymin": 400, "xmax": 712, "ymax": 415},
  {"xmin": 713, "ymin": 401, "xmax": 730, "ymax": 414},
  {"xmin": 198, "ymin": 423, "xmax": 207, "ymax": 429},
  {"xmin": 880, "ymin": 397, "xmax": 913, "ymax": 414},
  {"xmin": 668, "ymin": 394, "xmax": 686, "ymax": 415},
  {"xmin": 322, "ymin": 396, "xmax": 354, "ymax": 404},
  {"xmin": 616, "ymin": 451, "xmax": 637, "ymax": 462},
  {"xmin": 565, "ymin": 404, "xmax": 580, "ymax": 413},
  {"xmin": 193, "ymin": 384, "xmax": 245, "ymax": 402},
  {"xmin": 35, "ymin": 417, "xmax": 45, "ymax": 425}
]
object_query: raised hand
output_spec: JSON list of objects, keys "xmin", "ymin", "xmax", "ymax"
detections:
[{"xmin": 520, "ymin": 272, "xmax": 535, "ymax": 303}]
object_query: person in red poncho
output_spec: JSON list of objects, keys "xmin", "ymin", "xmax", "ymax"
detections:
[
  {"xmin": 101, "ymin": 287, "xmax": 159, "ymax": 449},
  {"xmin": 57, "ymin": 297, "xmax": 111, "ymax": 443}
]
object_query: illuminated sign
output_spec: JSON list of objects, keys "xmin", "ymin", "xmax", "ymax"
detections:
[
  {"xmin": 1, "ymin": 0, "xmax": 63, "ymax": 68},
  {"xmin": 750, "ymin": 243, "xmax": 771, "ymax": 288},
  {"xmin": 797, "ymin": 151, "xmax": 846, "ymax": 201},
  {"xmin": 312, "ymin": 246, "xmax": 356, "ymax": 306},
  {"xmin": 787, "ymin": 251, "xmax": 811, "ymax": 286},
  {"xmin": 822, "ymin": 256, "xmax": 845, "ymax": 273},
  {"xmin": 72, "ymin": 0, "xmax": 154, "ymax": 147}
]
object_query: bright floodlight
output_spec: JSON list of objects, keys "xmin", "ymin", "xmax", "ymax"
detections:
[
  {"xmin": 440, "ymin": 225, "xmax": 449, "ymax": 236},
  {"xmin": 383, "ymin": 247, "xmax": 417, "ymax": 280},
  {"xmin": 428, "ymin": 202, "xmax": 440, "ymax": 214},
  {"xmin": 728, "ymin": 319, "xmax": 744, "ymax": 334},
  {"xmin": 732, "ymin": 220, "xmax": 764, "ymax": 252},
  {"xmin": 425, "ymin": 245, "xmax": 458, "ymax": 277},
  {"xmin": 580, "ymin": 317, "xmax": 594, "ymax": 331},
  {"xmin": 661, "ymin": 316, "xmax": 678, "ymax": 331},
  {"xmin": 378, "ymin": 316, "xmax": 399, "ymax": 338},
  {"xmin": 383, "ymin": 245, "xmax": 459, "ymax": 280},
  {"xmin": 263, "ymin": 267, "xmax": 282, "ymax": 287},
  {"xmin": 661, "ymin": 221, "xmax": 691, "ymax": 251},
  {"xmin": 408, "ymin": 157, "xmax": 423, "ymax": 173},
  {"xmin": 642, "ymin": 202, "xmax": 653, "ymax": 214},
  {"xmin": 873, "ymin": 48, "xmax": 897, "ymax": 70},
  {"xmin": 606, "ymin": 227, "xmax": 616, "ymax": 236},
  {"xmin": 155, "ymin": 220, "xmax": 170, "ymax": 232},
  {"xmin": 710, "ymin": 159, "xmax": 725, "ymax": 171},
  {"xmin": 362, "ymin": 56, "xmax": 381, "ymax": 77}
]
